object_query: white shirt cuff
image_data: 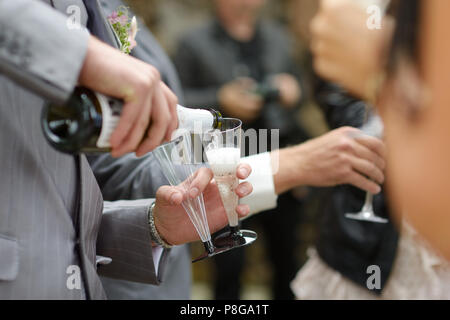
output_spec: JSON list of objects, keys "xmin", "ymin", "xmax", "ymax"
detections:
[
  {"xmin": 152, "ymin": 246, "xmax": 164, "ymax": 276},
  {"xmin": 239, "ymin": 152, "xmax": 278, "ymax": 216}
]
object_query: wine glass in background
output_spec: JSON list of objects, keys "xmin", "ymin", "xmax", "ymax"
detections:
[
  {"xmin": 203, "ymin": 118, "xmax": 258, "ymax": 249},
  {"xmin": 345, "ymin": 113, "xmax": 388, "ymax": 224},
  {"xmin": 344, "ymin": 0, "xmax": 391, "ymax": 224}
]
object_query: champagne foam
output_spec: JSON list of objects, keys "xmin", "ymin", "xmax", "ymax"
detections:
[
  {"xmin": 205, "ymin": 147, "xmax": 240, "ymax": 176},
  {"xmin": 206, "ymin": 147, "xmax": 240, "ymax": 226},
  {"xmin": 215, "ymin": 175, "xmax": 239, "ymax": 227}
]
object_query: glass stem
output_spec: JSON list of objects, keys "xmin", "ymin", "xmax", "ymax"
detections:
[
  {"xmin": 203, "ymin": 240, "xmax": 215, "ymax": 254},
  {"xmin": 229, "ymin": 226, "xmax": 242, "ymax": 238},
  {"xmin": 362, "ymin": 192, "xmax": 374, "ymax": 212}
]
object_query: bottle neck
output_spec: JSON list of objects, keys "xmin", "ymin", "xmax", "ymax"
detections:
[{"xmin": 176, "ymin": 105, "xmax": 221, "ymax": 132}]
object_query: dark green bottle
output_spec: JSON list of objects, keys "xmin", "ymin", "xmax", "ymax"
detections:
[{"xmin": 42, "ymin": 87, "xmax": 223, "ymax": 154}]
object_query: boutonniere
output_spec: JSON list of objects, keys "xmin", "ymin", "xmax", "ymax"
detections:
[{"xmin": 107, "ymin": 6, "xmax": 138, "ymax": 54}]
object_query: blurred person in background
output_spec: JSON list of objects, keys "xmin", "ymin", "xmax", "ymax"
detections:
[
  {"xmin": 304, "ymin": 0, "xmax": 450, "ymax": 298},
  {"xmin": 290, "ymin": 82, "xmax": 401, "ymax": 299},
  {"xmin": 378, "ymin": 0, "xmax": 450, "ymax": 261},
  {"xmin": 173, "ymin": 0, "xmax": 309, "ymax": 299}
]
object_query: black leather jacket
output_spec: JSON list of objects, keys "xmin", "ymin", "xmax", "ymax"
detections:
[{"xmin": 314, "ymin": 81, "xmax": 399, "ymax": 294}]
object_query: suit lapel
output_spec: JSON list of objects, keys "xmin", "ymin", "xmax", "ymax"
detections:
[
  {"xmin": 83, "ymin": 0, "xmax": 120, "ymax": 49},
  {"xmin": 50, "ymin": 0, "xmax": 109, "ymax": 299},
  {"xmin": 51, "ymin": 0, "xmax": 119, "ymax": 48},
  {"xmin": 72, "ymin": 154, "xmax": 106, "ymax": 299},
  {"xmin": 77, "ymin": 155, "xmax": 106, "ymax": 299}
]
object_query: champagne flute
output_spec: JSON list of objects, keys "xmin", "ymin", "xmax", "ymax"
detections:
[
  {"xmin": 203, "ymin": 118, "xmax": 257, "ymax": 249},
  {"xmin": 154, "ymin": 132, "xmax": 230, "ymax": 262}
]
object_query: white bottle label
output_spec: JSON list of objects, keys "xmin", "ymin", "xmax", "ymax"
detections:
[
  {"xmin": 94, "ymin": 101, "xmax": 214, "ymax": 149},
  {"xmin": 95, "ymin": 93, "xmax": 121, "ymax": 148}
]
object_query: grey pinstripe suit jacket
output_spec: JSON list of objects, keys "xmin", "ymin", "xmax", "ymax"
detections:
[{"xmin": 0, "ymin": 0, "xmax": 167, "ymax": 299}]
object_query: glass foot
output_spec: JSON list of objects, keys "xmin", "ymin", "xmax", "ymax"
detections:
[
  {"xmin": 345, "ymin": 212, "xmax": 388, "ymax": 224},
  {"xmin": 192, "ymin": 240, "xmax": 232, "ymax": 263},
  {"xmin": 193, "ymin": 228, "xmax": 258, "ymax": 263},
  {"xmin": 213, "ymin": 226, "xmax": 257, "ymax": 249}
]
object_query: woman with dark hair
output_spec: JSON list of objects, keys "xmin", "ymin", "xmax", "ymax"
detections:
[
  {"xmin": 301, "ymin": 0, "xmax": 450, "ymax": 299},
  {"xmin": 379, "ymin": 0, "xmax": 450, "ymax": 261}
]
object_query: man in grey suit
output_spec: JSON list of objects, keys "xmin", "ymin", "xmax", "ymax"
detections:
[
  {"xmin": 0, "ymin": 0, "xmax": 253, "ymax": 299},
  {"xmin": 89, "ymin": 0, "xmax": 192, "ymax": 300}
]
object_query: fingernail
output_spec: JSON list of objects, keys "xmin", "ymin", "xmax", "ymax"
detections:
[
  {"xmin": 239, "ymin": 167, "xmax": 248, "ymax": 177},
  {"xmin": 375, "ymin": 185, "xmax": 381, "ymax": 194},
  {"xmin": 170, "ymin": 192, "xmax": 182, "ymax": 204},
  {"xmin": 238, "ymin": 185, "xmax": 248, "ymax": 195},
  {"xmin": 189, "ymin": 187, "xmax": 199, "ymax": 198},
  {"xmin": 237, "ymin": 205, "xmax": 249, "ymax": 216}
]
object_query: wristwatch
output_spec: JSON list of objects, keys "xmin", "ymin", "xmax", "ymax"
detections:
[{"xmin": 148, "ymin": 201, "xmax": 173, "ymax": 249}]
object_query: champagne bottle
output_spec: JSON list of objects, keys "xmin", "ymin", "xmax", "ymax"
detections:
[{"xmin": 41, "ymin": 87, "xmax": 223, "ymax": 154}]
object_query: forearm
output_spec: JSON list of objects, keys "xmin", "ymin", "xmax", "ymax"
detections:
[
  {"xmin": 97, "ymin": 199, "xmax": 168, "ymax": 285},
  {"xmin": 240, "ymin": 146, "xmax": 307, "ymax": 216},
  {"xmin": 78, "ymin": 36, "xmax": 139, "ymax": 99},
  {"xmin": 245, "ymin": 125, "xmax": 386, "ymax": 213},
  {"xmin": 271, "ymin": 145, "xmax": 306, "ymax": 195},
  {"xmin": 0, "ymin": 0, "xmax": 89, "ymax": 103}
]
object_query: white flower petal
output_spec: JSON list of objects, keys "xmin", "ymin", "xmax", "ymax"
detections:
[{"xmin": 130, "ymin": 16, "xmax": 138, "ymax": 39}]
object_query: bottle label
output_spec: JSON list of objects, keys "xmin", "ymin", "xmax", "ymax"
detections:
[
  {"xmin": 94, "ymin": 101, "xmax": 213, "ymax": 149},
  {"xmin": 95, "ymin": 93, "xmax": 122, "ymax": 148}
]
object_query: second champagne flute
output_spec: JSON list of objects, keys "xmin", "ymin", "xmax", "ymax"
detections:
[
  {"xmin": 203, "ymin": 118, "xmax": 257, "ymax": 249},
  {"xmin": 345, "ymin": 114, "xmax": 388, "ymax": 224}
]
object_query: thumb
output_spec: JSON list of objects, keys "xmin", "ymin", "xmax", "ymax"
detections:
[{"xmin": 156, "ymin": 185, "xmax": 184, "ymax": 206}]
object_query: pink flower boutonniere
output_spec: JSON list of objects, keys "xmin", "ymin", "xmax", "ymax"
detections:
[{"xmin": 107, "ymin": 6, "xmax": 138, "ymax": 54}]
